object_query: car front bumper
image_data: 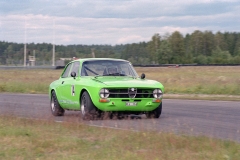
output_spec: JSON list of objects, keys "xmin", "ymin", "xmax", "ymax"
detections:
[{"xmin": 93, "ymin": 98, "xmax": 162, "ymax": 112}]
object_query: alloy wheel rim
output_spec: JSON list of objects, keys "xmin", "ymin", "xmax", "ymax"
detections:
[
  {"xmin": 51, "ymin": 98, "xmax": 55, "ymax": 112},
  {"xmin": 81, "ymin": 96, "xmax": 86, "ymax": 115}
]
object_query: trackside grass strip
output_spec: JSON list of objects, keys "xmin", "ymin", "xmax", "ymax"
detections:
[
  {"xmin": 0, "ymin": 116, "xmax": 239, "ymax": 160},
  {"xmin": 1, "ymin": 66, "xmax": 240, "ymax": 100},
  {"xmin": 135, "ymin": 66, "xmax": 240, "ymax": 95}
]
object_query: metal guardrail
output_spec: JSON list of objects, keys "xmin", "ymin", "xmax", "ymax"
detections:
[
  {"xmin": 1, "ymin": 64, "xmax": 240, "ymax": 70},
  {"xmin": 134, "ymin": 64, "xmax": 240, "ymax": 67},
  {"xmin": 0, "ymin": 66, "xmax": 56, "ymax": 69}
]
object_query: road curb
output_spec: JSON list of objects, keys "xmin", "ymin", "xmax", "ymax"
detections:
[{"xmin": 164, "ymin": 94, "xmax": 240, "ymax": 101}]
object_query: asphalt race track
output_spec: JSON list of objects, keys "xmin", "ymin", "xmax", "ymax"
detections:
[{"xmin": 0, "ymin": 93, "xmax": 239, "ymax": 143}]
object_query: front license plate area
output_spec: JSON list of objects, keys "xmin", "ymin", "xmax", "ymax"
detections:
[{"xmin": 126, "ymin": 102, "xmax": 137, "ymax": 106}]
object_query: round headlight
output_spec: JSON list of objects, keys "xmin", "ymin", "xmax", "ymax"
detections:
[
  {"xmin": 99, "ymin": 88, "xmax": 109, "ymax": 98},
  {"xmin": 153, "ymin": 89, "xmax": 163, "ymax": 99}
]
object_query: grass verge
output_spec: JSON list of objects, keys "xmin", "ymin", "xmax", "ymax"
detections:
[
  {"xmin": 164, "ymin": 94, "xmax": 240, "ymax": 101},
  {"xmin": 1, "ymin": 66, "xmax": 240, "ymax": 100},
  {"xmin": 136, "ymin": 66, "xmax": 240, "ymax": 96},
  {"xmin": 0, "ymin": 116, "xmax": 239, "ymax": 160}
]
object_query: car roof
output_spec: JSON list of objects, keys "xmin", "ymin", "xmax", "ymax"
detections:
[{"xmin": 72, "ymin": 58, "xmax": 129, "ymax": 63}]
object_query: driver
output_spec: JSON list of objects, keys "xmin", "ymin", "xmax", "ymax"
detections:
[{"xmin": 107, "ymin": 66, "xmax": 118, "ymax": 74}]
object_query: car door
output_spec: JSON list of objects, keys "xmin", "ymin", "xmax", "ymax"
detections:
[
  {"xmin": 56, "ymin": 62, "xmax": 73, "ymax": 108},
  {"xmin": 59, "ymin": 61, "xmax": 81, "ymax": 109}
]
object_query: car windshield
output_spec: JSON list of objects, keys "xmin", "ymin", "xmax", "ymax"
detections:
[{"xmin": 81, "ymin": 60, "xmax": 138, "ymax": 77}]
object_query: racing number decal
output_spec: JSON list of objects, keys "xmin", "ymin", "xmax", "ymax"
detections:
[{"xmin": 71, "ymin": 85, "xmax": 75, "ymax": 96}]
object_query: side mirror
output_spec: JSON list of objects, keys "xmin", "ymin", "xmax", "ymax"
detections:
[
  {"xmin": 71, "ymin": 72, "xmax": 77, "ymax": 79},
  {"xmin": 141, "ymin": 73, "xmax": 145, "ymax": 79}
]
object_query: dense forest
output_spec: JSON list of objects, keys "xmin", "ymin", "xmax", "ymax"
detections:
[{"xmin": 0, "ymin": 30, "xmax": 240, "ymax": 65}]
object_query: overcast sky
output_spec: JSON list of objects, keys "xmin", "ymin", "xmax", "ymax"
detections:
[{"xmin": 0, "ymin": 0, "xmax": 239, "ymax": 45}]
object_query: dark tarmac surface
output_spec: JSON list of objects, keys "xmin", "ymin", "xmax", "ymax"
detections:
[{"xmin": 0, "ymin": 93, "xmax": 239, "ymax": 142}]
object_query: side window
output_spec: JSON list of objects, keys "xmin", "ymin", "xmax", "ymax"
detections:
[
  {"xmin": 81, "ymin": 63, "xmax": 87, "ymax": 76},
  {"xmin": 71, "ymin": 61, "xmax": 80, "ymax": 76},
  {"xmin": 62, "ymin": 63, "xmax": 73, "ymax": 78}
]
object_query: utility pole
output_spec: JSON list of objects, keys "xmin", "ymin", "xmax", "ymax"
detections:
[
  {"xmin": 52, "ymin": 44, "xmax": 55, "ymax": 66},
  {"xmin": 91, "ymin": 48, "xmax": 95, "ymax": 58},
  {"xmin": 52, "ymin": 19, "xmax": 55, "ymax": 66},
  {"xmin": 33, "ymin": 49, "xmax": 36, "ymax": 66},
  {"xmin": 24, "ymin": 17, "xmax": 27, "ymax": 67},
  {"xmin": 24, "ymin": 44, "xmax": 27, "ymax": 66}
]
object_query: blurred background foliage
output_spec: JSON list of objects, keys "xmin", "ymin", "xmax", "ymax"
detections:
[{"xmin": 1, "ymin": 30, "xmax": 240, "ymax": 65}]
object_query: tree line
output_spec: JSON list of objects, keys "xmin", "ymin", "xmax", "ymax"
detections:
[{"xmin": 0, "ymin": 30, "xmax": 240, "ymax": 65}]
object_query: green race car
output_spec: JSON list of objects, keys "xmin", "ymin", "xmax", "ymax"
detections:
[{"xmin": 49, "ymin": 58, "xmax": 164, "ymax": 120}]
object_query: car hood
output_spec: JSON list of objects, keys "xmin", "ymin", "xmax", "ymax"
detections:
[{"xmin": 92, "ymin": 76, "xmax": 162, "ymax": 88}]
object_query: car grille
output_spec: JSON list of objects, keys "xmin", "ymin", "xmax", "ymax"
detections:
[{"xmin": 108, "ymin": 88, "xmax": 154, "ymax": 98}]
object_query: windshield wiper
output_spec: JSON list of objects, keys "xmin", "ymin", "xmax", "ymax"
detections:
[
  {"xmin": 103, "ymin": 73, "xmax": 127, "ymax": 76},
  {"xmin": 95, "ymin": 73, "xmax": 134, "ymax": 78},
  {"xmin": 94, "ymin": 75, "xmax": 102, "ymax": 78}
]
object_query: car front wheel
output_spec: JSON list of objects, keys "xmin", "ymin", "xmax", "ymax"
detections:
[
  {"xmin": 146, "ymin": 102, "xmax": 162, "ymax": 118},
  {"xmin": 80, "ymin": 91, "xmax": 99, "ymax": 120},
  {"xmin": 50, "ymin": 90, "xmax": 65, "ymax": 116}
]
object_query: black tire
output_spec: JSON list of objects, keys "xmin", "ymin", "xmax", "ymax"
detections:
[
  {"xmin": 50, "ymin": 91, "xmax": 65, "ymax": 116},
  {"xmin": 80, "ymin": 91, "xmax": 99, "ymax": 120},
  {"xmin": 146, "ymin": 102, "xmax": 162, "ymax": 119}
]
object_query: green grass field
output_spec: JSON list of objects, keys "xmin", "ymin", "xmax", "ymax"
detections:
[
  {"xmin": 136, "ymin": 66, "xmax": 240, "ymax": 95},
  {"xmin": 1, "ymin": 66, "xmax": 240, "ymax": 98},
  {"xmin": 0, "ymin": 116, "xmax": 239, "ymax": 160}
]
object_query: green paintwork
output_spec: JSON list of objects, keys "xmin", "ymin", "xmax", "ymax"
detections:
[{"xmin": 49, "ymin": 58, "xmax": 164, "ymax": 112}]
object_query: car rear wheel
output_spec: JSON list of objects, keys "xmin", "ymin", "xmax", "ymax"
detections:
[
  {"xmin": 80, "ymin": 91, "xmax": 99, "ymax": 120},
  {"xmin": 146, "ymin": 102, "xmax": 162, "ymax": 118},
  {"xmin": 51, "ymin": 90, "xmax": 65, "ymax": 116}
]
